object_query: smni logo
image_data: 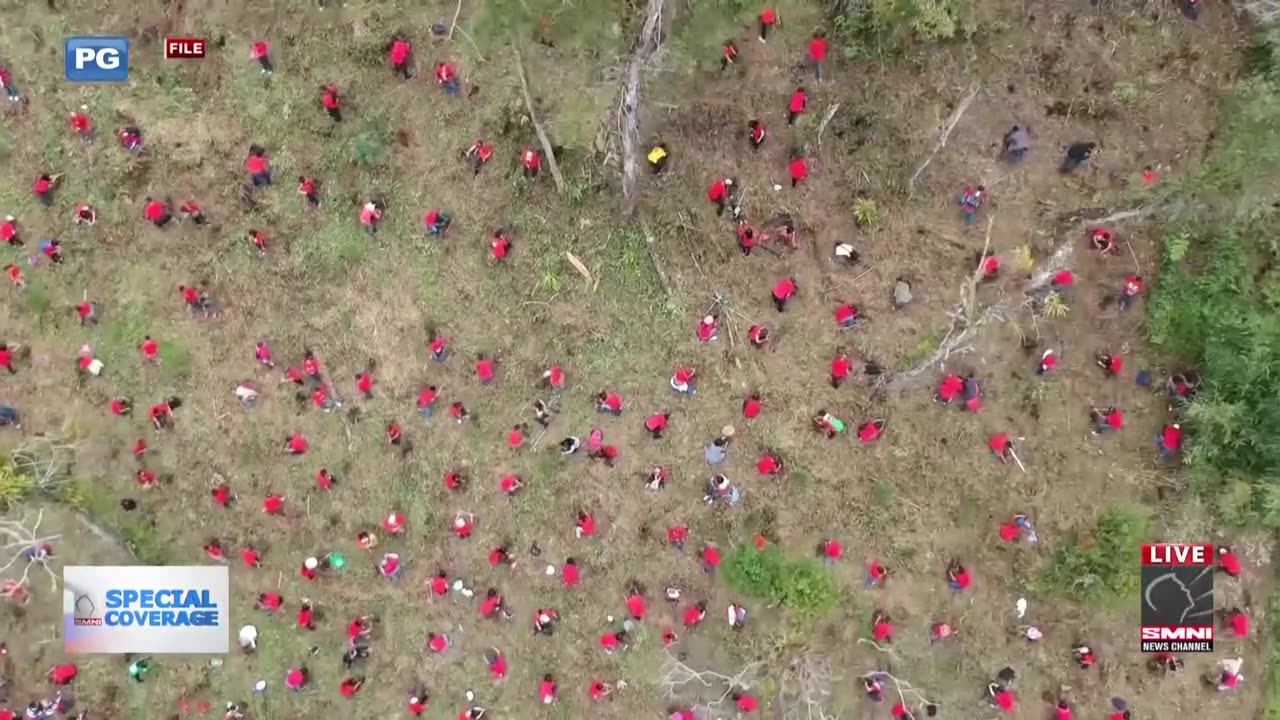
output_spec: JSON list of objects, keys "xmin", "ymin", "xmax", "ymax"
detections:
[
  {"xmin": 73, "ymin": 594, "xmax": 101, "ymax": 626},
  {"xmin": 65, "ymin": 37, "xmax": 129, "ymax": 82}
]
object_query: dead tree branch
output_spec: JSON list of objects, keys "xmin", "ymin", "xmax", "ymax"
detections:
[
  {"xmin": 659, "ymin": 649, "xmax": 763, "ymax": 708},
  {"xmin": 778, "ymin": 655, "xmax": 839, "ymax": 720},
  {"xmin": 512, "ymin": 44, "xmax": 566, "ymax": 193},
  {"xmin": 9, "ymin": 437, "xmax": 76, "ymax": 498},
  {"xmin": 0, "ymin": 510, "xmax": 62, "ymax": 594},
  {"xmin": 619, "ymin": 0, "xmax": 666, "ymax": 215},
  {"xmin": 878, "ymin": 215, "xmax": 998, "ymax": 394},
  {"xmin": 908, "ymin": 87, "xmax": 979, "ymax": 192},
  {"xmin": 816, "ymin": 103, "xmax": 840, "ymax": 150}
]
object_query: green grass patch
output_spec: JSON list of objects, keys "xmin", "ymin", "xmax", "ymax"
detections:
[
  {"xmin": 1038, "ymin": 507, "xmax": 1148, "ymax": 605},
  {"xmin": 724, "ymin": 544, "xmax": 838, "ymax": 615}
]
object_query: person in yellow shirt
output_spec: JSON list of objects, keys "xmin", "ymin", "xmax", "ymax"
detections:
[{"xmin": 647, "ymin": 143, "xmax": 669, "ymax": 174}]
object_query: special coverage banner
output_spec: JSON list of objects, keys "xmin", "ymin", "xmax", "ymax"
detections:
[{"xmin": 63, "ymin": 566, "xmax": 229, "ymax": 654}]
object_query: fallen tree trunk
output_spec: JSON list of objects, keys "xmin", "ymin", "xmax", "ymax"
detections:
[
  {"xmin": 512, "ymin": 44, "xmax": 566, "ymax": 193},
  {"xmin": 619, "ymin": 0, "xmax": 666, "ymax": 215}
]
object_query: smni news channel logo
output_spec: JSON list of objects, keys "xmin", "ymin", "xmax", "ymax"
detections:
[
  {"xmin": 65, "ymin": 37, "xmax": 129, "ymax": 82},
  {"xmin": 63, "ymin": 566, "xmax": 228, "ymax": 654}
]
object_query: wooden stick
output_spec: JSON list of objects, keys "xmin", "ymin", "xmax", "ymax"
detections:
[
  {"xmin": 448, "ymin": 0, "xmax": 463, "ymax": 39},
  {"xmin": 512, "ymin": 45, "xmax": 565, "ymax": 192},
  {"xmin": 1009, "ymin": 448, "xmax": 1026, "ymax": 473},
  {"xmin": 908, "ymin": 87, "xmax": 979, "ymax": 192}
]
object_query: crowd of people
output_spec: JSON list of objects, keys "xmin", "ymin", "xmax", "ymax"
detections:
[{"xmin": 0, "ymin": 3, "xmax": 1255, "ymax": 719}]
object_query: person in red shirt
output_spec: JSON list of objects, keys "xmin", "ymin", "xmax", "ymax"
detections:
[
  {"xmin": 465, "ymin": 139, "xmax": 495, "ymax": 176},
  {"xmin": 1036, "ymin": 348, "xmax": 1058, "ymax": 375},
  {"xmin": 138, "ymin": 336, "xmax": 159, "ymax": 363},
  {"xmin": 454, "ymin": 511, "xmax": 476, "ymax": 539},
  {"xmin": 834, "ymin": 302, "xmax": 860, "ymax": 328},
  {"xmin": 117, "ymin": 125, "xmax": 143, "ymax": 151},
  {"xmin": 2, "ymin": 264, "xmax": 19, "ymax": 290},
  {"xmin": 108, "ymin": 396, "xmax": 133, "ymax": 417},
  {"xmin": 353, "ymin": 363, "xmax": 373, "ymax": 397},
  {"xmin": 747, "ymin": 119, "xmax": 766, "ymax": 151},
  {"xmin": 866, "ymin": 560, "xmax": 888, "ymax": 587},
  {"xmin": 0, "ymin": 344, "xmax": 14, "ymax": 375},
  {"xmin": 788, "ymin": 87, "xmax": 807, "ymax": 125},
  {"xmin": 788, "ymin": 155, "xmax": 808, "ymax": 185},
  {"xmin": 597, "ymin": 389, "xmax": 624, "ymax": 415},
  {"xmin": 285, "ymin": 666, "xmax": 309, "ymax": 691},
  {"xmin": 1218, "ymin": 545, "xmax": 1242, "ymax": 577},
  {"xmin": 249, "ymin": 40, "xmax": 273, "ymax": 73},
  {"xmin": 1158, "ymin": 423, "xmax": 1183, "ymax": 459},
  {"xmin": 720, "ymin": 40, "xmax": 738, "ymax": 72},
  {"xmin": 1226, "ymin": 606, "xmax": 1249, "ymax": 637},
  {"xmin": 858, "ymin": 418, "xmax": 885, "ymax": 443},
  {"xmin": 292, "ymin": 177, "xmax": 320, "ymax": 210},
  {"xmin": 707, "ymin": 177, "xmax": 734, "ymax": 216},
  {"xmin": 257, "ymin": 591, "xmax": 283, "ymax": 611},
  {"xmin": 73, "ymin": 202, "xmax": 97, "ymax": 225},
  {"xmin": 1089, "ymin": 406, "xmax": 1123, "ymax": 435},
  {"xmin": 490, "ymin": 229, "xmax": 512, "ymax": 259},
  {"xmin": 644, "ymin": 411, "xmax": 670, "ymax": 439},
  {"xmin": 47, "ymin": 663, "xmax": 77, "ymax": 685},
  {"xmin": 143, "ymin": 197, "xmax": 172, "ymax": 227},
  {"xmin": 626, "ymin": 589, "xmax": 645, "ymax": 620},
  {"xmin": 521, "ymin": 148, "xmax": 542, "ymax": 178},
  {"xmin": 69, "ymin": 111, "xmax": 93, "ymax": 140},
  {"xmin": 771, "ymin": 276, "xmax": 797, "ymax": 312},
  {"xmin": 736, "ymin": 221, "xmax": 758, "ymax": 256},
  {"xmin": 135, "ymin": 469, "xmax": 157, "ymax": 488},
  {"xmin": 1095, "ymin": 352, "xmax": 1123, "ymax": 378},
  {"xmin": 475, "ymin": 355, "xmax": 497, "ymax": 384},
  {"xmin": 667, "ymin": 524, "xmax": 688, "ymax": 551},
  {"xmin": 989, "ymin": 685, "xmax": 1015, "ymax": 712},
  {"xmin": 427, "ymin": 631, "xmax": 451, "ymax": 653},
  {"xmin": 560, "ymin": 557, "xmax": 581, "ymax": 586},
  {"xmin": 808, "ymin": 31, "xmax": 828, "ymax": 80},
  {"xmin": 733, "ymin": 692, "xmax": 759, "ymax": 713},
  {"xmin": 32, "ymin": 174, "xmax": 55, "ymax": 206},
  {"xmin": 424, "ymin": 207, "xmax": 451, "ymax": 236},
  {"xmin": 204, "ymin": 539, "xmax": 226, "ymax": 562},
  {"xmin": 436, "ymin": 62, "xmax": 461, "ymax": 96},
  {"xmin": 284, "ymin": 432, "xmax": 308, "ymax": 455},
  {"xmin": 1054, "ymin": 700, "xmax": 1072, "ymax": 720},
  {"xmin": 742, "ymin": 392, "xmax": 762, "ymax": 419},
  {"xmin": 407, "ymin": 691, "xmax": 428, "ymax": 716},
  {"xmin": 1, "ymin": 215, "xmax": 19, "ymax": 247},
  {"xmin": 819, "ymin": 538, "xmax": 842, "ymax": 564},
  {"xmin": 321, "ymin": 83, "xmax": 341, "ymax": 122},
  {"xmin": 589, "ymin": 679, "xmax": 613, "ymax": 701},
  {"xmin": 212, "ymin": 483, "xmax": 233, "ymax": 507},
  {"xmin": 697, "ymin": 313, "xmax": 720, "ymax": 341},
  {"xmin": 682, "ymin": 600, "xmax": 707, "ymax": 628},
  {"xmin": 389, "ymin": 37, "xmax": 413, "ymax": 78},
  {"xmin": 575, "ymin": 510, "xmax": 597, "ymax": 538},
  {"xmin": 1119, "ymin": 274, "xmax": 1146, "ymax": 311},
  {"xmin": 538, "ymin": 674, "xmax": 557, "ymax": 705},
  {"xmin": 246, "ymin": 145, "xmax": 272, "ymax": 187},
  {"xmin": 946, "ymin": 560, "xmax": 971, "ymax": 590},
  {"xmin": 599, "ymin": 629, "xmax": 628, "ymax": 654},
  {"xmin": 758, "ymin": 7, "xmax": 778, "ymax": 42},
  {"xmin": 338, "ymin": 676, "xmax": 364, "ymax": 698},
  {"xmin": 700, "ymin": 543, "xmax": 721, "ymax": 574},
  {"xmin": 241, "ymin": 545, "xmax": 262, "ymax": 568},
  {"xmin": 757, "ymin": 451, "xmax": 782, "ymax": 475},
  {"xmin": 871, "ymin": 609, "xmax": 894, "ymax": 641},
  {"xmin": 263, "ymin": 494, "xmax": 285, "ymax": 515},
  {"xmin": 988, "ymin": 433, "xmax": 1014, "ymax": 464},
  {"xmin": 935, "ymin": 374, "xmax": 964, "ymax": 404},
  {"xmin": 831, "ymin": 350, "xmax": 852, "ymax": 388}
]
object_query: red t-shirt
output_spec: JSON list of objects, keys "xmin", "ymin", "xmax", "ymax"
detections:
[
  {"xmin": 213, "ymin": 484, "xmax": 232, "ymax": 506},
  {"xmin": 789, "ymin": 158, "xmax": 808, "ymax": 181},
  {"xmin": 0, "ymin": 221, "xmax": 16, "ymax": 240},
  {"xmin": 858, "ymin": 422, "xmax": 882, "ymax": 443},
  {"xmin": 1162, "ymin": 425, "xmax": 1182, "ymax": 449},
  {"xmin": 246, "ymin": 155, "xmax": 268, "ymax": 175},
  {"xmin": 994, "ymin": 690, "xmax": 1015, "ymax": 712},
  {"xmin": 489, "ymin": 653, "xmax": 507, "ymax": 677},
  {"xmin": 263, "ymin": 495, "xmax": 283, "ymax": 514},
  {"xmin": 339, "ymin": 679, "xmax": 360, "ymax": 697},
  {"xmin": 479, "ymin": 595, "xmax": 500, "ymax": 616},
  {"xmin": 476, "ymin": 358, "xmax": 495, "ymax": 381},
  {"xmin": 824, "ymin": 540, "xmax": 842, "ymax": 559},
  {"xmin": 772, "ymin": 278, "xmax": 796, "ymax": 299},
  {"xmin": 260, "ymin": 592, "xmax": 282, "ymax": 610},
  {"xmin": 834, "ymin": 304, "xmax": 857, "ymax": 325},
  {"xmin": 288, "ymin": 435, "xmax": 308, "ymax": 453},
  {"xmin": 667, "ymin": 525, "xmax": 688, "ymax": 544},
  {"xmin": 356, "ymin": 373, "xmax": 373, "ymax": 393},
  {"xmin": 603, "ymin": 391, "xmax": 623, "ymax": 412},
  {"xmin": 789, "ymin": 91, "xmax": 807, "ymax": 113},
  {"xmin": 1219, "ymin": 551, "xmax": 1242, "ymax": 576},
  {"xmin": 757, "ymin": 455, "xmax": 780, "ymax": 474},
  {"xmin": 951, "ymin": 569, "xmax": 972, "ymax": 589},
  {"xmin": 809, "ymin": 37, "xmax": 828, "ymax": 61},
  {"xmin": 286, "ymin": 669, "xmax": 306, "ymax": 689},
  {"xmin": 429, "ymin": 634, "xmax": 449, "ymax": 652},
  {"xmin": 938, "ymin": 375, "xmax": 964, "ymax": 401},
  {"xmin": 241, "ymin": 548, "xmax": 259, "ymax": 567},
  {"xmin": 539, "ymin": 680, "xmax": 556, "ymax": 703},
  {"xmin": 508, "ymin": 428, "xmax": 524, "ymax": 448},
  {"xmin": 323, "ymin": 89, "xmax": 339, "ymax": 109},
  {"xmin": 708, "ymin": 179, "xmax": 727, "ymax": 201},
  {"xmin": 1230, "ymin": 612, "xmax": 1249, "ymax": 637},
  {"xmin": 145, "ymin": 201, "xmax": 166, "ymax": 222},
  {"xmin": 831, "ymin": 356, "xmax": 851, "ymax": 379},
  {"xmin": 390, "ymin": 40, "xmax": 411, "ymax": 65},
  {"xmin": 682, "ymin": 606, "xmax": 703, "ymax": 626},
  {"xmin": 49, "ymin": 664, "xmax": 78, "ymax": 684},
  {"xmin": 702, "ymin": 546, "xmax": 721, "ymax": 567},
  {"xmin": 743, "ymin": 396, "xmax": 762, "ymax": 418},
  {"xmin": 999, "ymin": 523, "xmax": 1020, "ymax": 541},
  {"xmin": 872, "ymin": 621, "xmax": 893, "ymax": 640},
  {"xmin": 32, "ymin": 177, "xmax": 50, "ymax": 194},
  {"xmin": 500, "ymin": 475, "xmax": 519, "ymax": 494},
  {"xmin": 626, "ymin": 594, "xmax": 645, "ymax": 619},
  {"xmin": 644, "ymin": 413, "xmax": 667, "ymax": 432},
  {"xmin": 737, "ymin": 694, "xmax": 759, "ymax": 712},
  {"xmin": 431, "ymin": 574, "xmax": 449, "ymax": 595},
  {"xmin": 599, "ymin": 632, "xmax": 619, "ymax": 650},
  {"xmin": 578, "ymin": 514, "xmax": 596, "ymax": 536},
  {"xmin": 674, "ymin": 367, "xmax": 695, "ymax": 384},
  {"xmin": 418, "ymin": 387, "xmax": 437, "ymax": 408},
  {"xmin": 562, "ymin": 562, "xmax": 580, "ymax": 586},
  {"xmin": 250, "ymin": 41, "xmax": 269, "ymax": 59},
  {"xmin": 761, "ymin": 8, "xmax": 777, "ymax": 24}
]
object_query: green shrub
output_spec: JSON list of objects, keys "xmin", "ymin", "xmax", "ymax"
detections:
[
  {"xmin": 724, "ymin": 545, "xmax": 838, "ymax": 615},
  {"xmin": 352, "ymin": 119, "xmax": 392, "ymax": 168},
  {"xmin": 0, "ymin": 458, "xmax": 35, "ymax": 510},
  {"xmin": 1039, "ymin": 507, "xmax": 1148, "ymax": 604},
  {"xmin": 830, "ymin": 0, "xmax": 976, "ymax": 55}
]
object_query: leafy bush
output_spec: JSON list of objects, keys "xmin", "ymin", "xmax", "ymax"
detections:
[
  {"xmin": 724, "ymin": 545, "xmax": 838, "ymax": 615},
  {"xmin": 1039, "ymin": 507, "xmax": 1148, "ymax": 604},
  {"xmin": 853, "ymin": 197, "xmax": 880, "ymax": 227},
  {"xmin": 0, "ymin": 458, "xmax": 35, "ymax": 510},
  {"xmin": 352, "ymin": 119, "xmax": 392, "ymax": 168},
  {"xmin": 830, "ymin": 0, "xmax": 976, "ymax": 55}
]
